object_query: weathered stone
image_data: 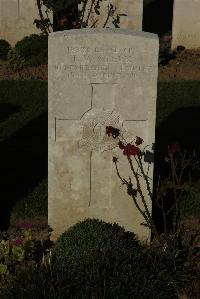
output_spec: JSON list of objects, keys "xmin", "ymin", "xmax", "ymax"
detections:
[
  {"xmin": 80, "ymin": 0, "xmax": 143, "ymax": 30},
  {"xmin": 48, "ymin": 29, "xmax": 159, "ymax": 242},
  {"xmin": 0, "ymin": 0, "xmax": 52, "ymax": 45},
  {"xmin": 172, "ymin": 0, "xmax": 200, "ymax": 49}
]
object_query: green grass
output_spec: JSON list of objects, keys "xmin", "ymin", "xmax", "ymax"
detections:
[
  {"xmin": 0, "ymin": 80, "xmax": 47, "ymax": 142},
  {"xmin": 12, "ymin": 178, "xmax": 47, "ymax": 219},
  {"xmin": 156, "ymin": 81, "xmax": 200, "ymax": 127}
]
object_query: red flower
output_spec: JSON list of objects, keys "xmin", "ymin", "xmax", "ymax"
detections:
[
  {"xmin": 171, "ymin": 143, "xmax": 181, "ymax": 153},
  {"xmin": 123, "ymin": 144, "xmax": 139, "ymax": 157},
  {"xmin": 10, "ymin": 237, "xmax": 23, "ymax": 246},
  {"xmin": 106, "ymin": 126, "xmax": 113, "ymax": 137}
]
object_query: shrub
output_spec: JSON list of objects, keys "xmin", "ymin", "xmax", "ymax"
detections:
[
  {"xmin": 52, "ymin": 218, "xmax": 140, "ymax": 272},
  {"xmin": 9, "ymin": 34, "xmax": 47, "ymax": 68},
  {"xmin": 0, "ymin": 220, "xmax": 188, "ymax": 298},
  {"xmin": 0, "ymin": 40, "xmax": 11, "ymax": 60},
  {"xmin": 51, "ymin": 219, "xmax": 180, "ymax": 299}
]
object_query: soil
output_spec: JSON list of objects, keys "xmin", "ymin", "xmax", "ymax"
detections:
[
  {"xmin": 0, "ymin": 49, "xmax": 200, "ymax": 81},
  {"xmin": 158, "ymin": 49, "xmax": 200, "ymax": 81},
  {"xmin": 0, "ymin": 60, "xmax": 47, "ymax": 81}
]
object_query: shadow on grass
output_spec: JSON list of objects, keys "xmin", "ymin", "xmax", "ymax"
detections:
[
  {"xmin": 0, "ymin": 103, "xmax": 20, "ymax": 123},
  {"xmin": 153, "ymin": 107, "xmax": 200, "ymax": 233},
  {"xmin": 0, "ymin": 112, "xmax": 47, "ymax": 230}
]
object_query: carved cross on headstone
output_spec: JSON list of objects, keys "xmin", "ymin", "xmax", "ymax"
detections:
[{"xmin": 55, "ymin": 83, "xmax": 148, "ymax": 208}]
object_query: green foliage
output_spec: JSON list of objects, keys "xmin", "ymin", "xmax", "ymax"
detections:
[
  {"xmin": 0, "ymin": 39, "xmax": 11, "ymax": 60},
  {"xmin": 12, "ymin": 178, "xmax": 47, "ymax": 219},
  {"xmin": 0, "ymin": 229, "xmax": 35, "ymax": 277},
  {"xmin": 156, "ymin": 81, "xmax": 200, "ymax": 127},
  {"xmin": 0, "ymin": 220, "xmax": 194, "ymax": 299},
  {"xmin": 0, "ymin": 80, "xmax": 47, "ymax": 142},
  {"xmin": 0, "ymin": 265, "xmax": 78, "ymax": 299},
  {"xmin": 52, "ymin": 218, "xmax": 140, "ymax": 272},
  {"xmin": 51, "ymin": 219, "xmax": 180, "ymax": 298},
  {"xmin": 0, "ymin": 263, "xmax": 8, "ymax": 275},
  {"xmin": 180, "ymin": 180, "xmax": 200, "ymax": 219},
  {"xmin": 9, "ymin": 34, "xmax": 47, "ymax": 69}
]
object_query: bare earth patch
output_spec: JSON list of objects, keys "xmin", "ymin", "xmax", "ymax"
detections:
[
  {"xmin": 159, "ymin": 49, "xmax": 200, "ymax": 81},
  {"xmin": 0, "ymin": 60, "xmax": 47, "ymax": 80}
]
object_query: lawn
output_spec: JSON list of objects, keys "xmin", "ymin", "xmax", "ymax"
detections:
[{"xmin": 0, "ymin": 80, "xmax": 47, "ymax": 229}]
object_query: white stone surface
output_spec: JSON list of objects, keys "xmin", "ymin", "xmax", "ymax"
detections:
[
  {"xmin": 172, "ymin": 0, "xmax": 200, "ymax": 49},
  {"xmin": 0, "ymin": 0, "xmax": 52, "ymax": 45},
  {"xmin": 48, "ymin": 29, "xmax": 159, "ymax": 241},
  {"xmin": 80, "ymin": 0, "xmax": 143, "ymax": 30}
]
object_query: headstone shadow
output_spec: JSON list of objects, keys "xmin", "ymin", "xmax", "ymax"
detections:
[
  {"xmin": 0, "ymin": 112, "xmax": 47, "ymax": 230},
  {"xmin": 153, "ymin": 106, "xmax": 200, "ymax": 233},
  {"xmin": 143, "ymin": 0, "xmax": 174, "ymax": 36},
  {"xmin": 0, "ymin": 103, "xmax": 20, "ymax": 123}
]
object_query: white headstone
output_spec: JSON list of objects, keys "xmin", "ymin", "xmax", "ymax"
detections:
[
  {"xmin": 80, "ymin": 0, "xmax": 143, "ymax": 30},
  {"xmin": 0, "ymin": 0, "xmax": 52, "ymax": 46},
  {"xmin": 172, "ymin": 0, "xmax": 200, "ymax": 49},
  {"xmin": 48, "ymin": 29, "xmax": 159, "ymax": 241}
]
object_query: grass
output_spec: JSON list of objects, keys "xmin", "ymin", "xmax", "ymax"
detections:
[
  {"xmin": 12, "ymin": 178, "xmax": 47, "ymax": 219},
  {"xmin": 0, "ymin": 80, "xmax": 47, "ymax": 228},
  {"xmin": 0, "ymin": 80, "xmax": 199, "ymax": 225},
  {"xmin": 156, "ymin": 81, "xmax": 200, "ymax": 127},
  {"xmin": 0, "ymin": 80, "xmax": 47, "ymax": 142}
]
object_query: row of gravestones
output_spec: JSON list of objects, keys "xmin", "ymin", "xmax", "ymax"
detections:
[{"xmin": 0, "ymin": 0, "xmax": 200, "ymax": 49}]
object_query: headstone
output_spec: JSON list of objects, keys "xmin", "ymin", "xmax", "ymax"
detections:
[
  {"xmin": 48, "ymin": 29, "xmax": 159, "ymax": 241},
  {"xmin": 172, "ymin": 0, "xmax": 200, "ymax": 49},
  {"xmin": 80, "ymin": 0, "xmax": 143, "ymax": 30},
  {"xmin": 0, "ymin": 0, "xmax": 52, "ymax": 46}
]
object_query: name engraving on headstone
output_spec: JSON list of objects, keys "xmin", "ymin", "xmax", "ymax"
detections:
[{"xmin": 53, "ymin": 46, "xmax": 154, "ymax": 80}]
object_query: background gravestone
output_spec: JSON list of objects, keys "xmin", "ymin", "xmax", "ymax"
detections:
[
  {"xmin": 172, "ymin": 0, "xmax": 200, "ymax": 49},
  {"xmin": 0, "ymin": 0, "xmax": 52, "ymax": 45},
  {"xmin": 48, "ymin": 29, "xmax": 159, "ymax": 241},
  {"xmin": 80, "ymin": 0, "xmax": 143, "ymax": 30}
]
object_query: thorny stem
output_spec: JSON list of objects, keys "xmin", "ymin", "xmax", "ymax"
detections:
[
  {"xmin": 114, "ymin": 161, "xmax": 153, "ymax": 230},
  {"xmin": 127, "ymin": 156, "xmax": 157, "ymax": 236},
  {"xmin": 80, "ymin": 0, "xmax": 89, "ymax": 24},
  {"xmin": 127, "ymin": 157, "xmax": 152, "ymax": 220},
  {"xmin": 36, "ymin": 0, "xmax": 49, "ymax": 35},
  {"xmin": 136, "ymin": 155, "xmax": 153, "ymax": 199},
  {"xmin": 103, "ymin": 4, "xmax": 114, "ymax": 28},
  {"xmin": 85, "ymin": 0, "xmax": 96, "ymax": 26}
]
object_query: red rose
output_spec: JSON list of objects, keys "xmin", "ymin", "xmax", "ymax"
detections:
[{"xmin": 123, "ymin": 144, "xmax": 139, "ymax": 157}]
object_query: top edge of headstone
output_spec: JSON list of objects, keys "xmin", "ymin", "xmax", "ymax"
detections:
[{"xmin": 49, "ymin": 28, "xmax": 158, "ymax": 41}]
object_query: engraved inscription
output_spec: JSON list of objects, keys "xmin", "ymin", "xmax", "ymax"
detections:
[{"xmin": 53, "ymin": 46, "xmax": 155, "ymax": 80}]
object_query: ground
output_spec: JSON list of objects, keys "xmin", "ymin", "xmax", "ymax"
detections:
[
  {"xmin": 0, "ymin": 61, "xmax": 47, "ymax": 81},
  {"xmin": 159, "ymin": 49, "xmax": 200, "ymax": 81}
]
